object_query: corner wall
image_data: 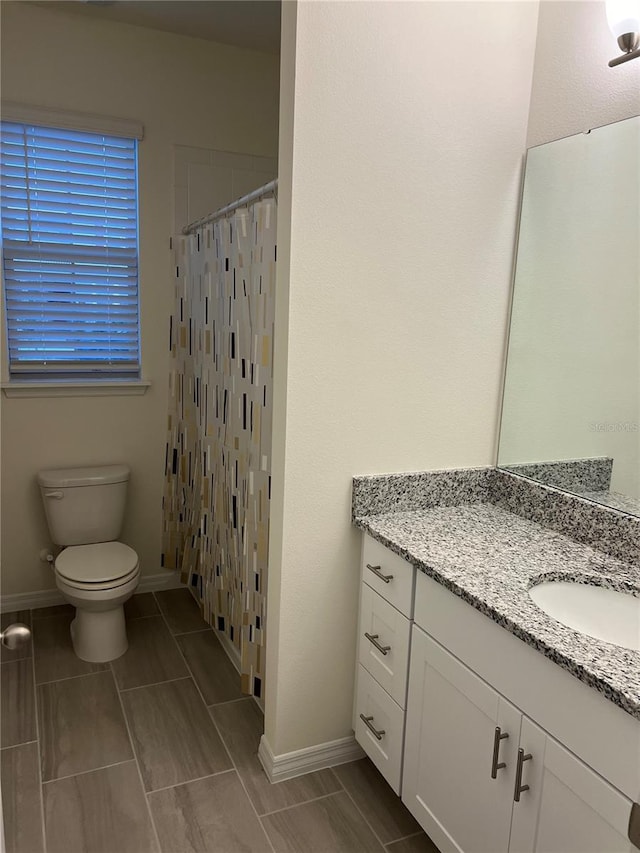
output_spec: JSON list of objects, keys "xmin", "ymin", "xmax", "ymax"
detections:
[
  {"xmin": 265, "ymin": 0, "xmax": 539, "ymax": 756},
  {"xmin": 0, "ymin": 2, "xmax": 279, "ymax": 596}
]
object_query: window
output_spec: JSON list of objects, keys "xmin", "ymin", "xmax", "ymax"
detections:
[{"xmin": 1, "ymin": 121, "xmax": 140, "ymax": 380}]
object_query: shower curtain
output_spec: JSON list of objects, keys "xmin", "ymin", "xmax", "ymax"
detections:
[{"xmin": 162, "ymin": 197, "xmax": 276, "ymax": 698}]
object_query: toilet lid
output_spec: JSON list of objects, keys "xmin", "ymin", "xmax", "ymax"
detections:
[{"xmin": 55, "ymin": 542, "xmax": 139, "ymax": 584}]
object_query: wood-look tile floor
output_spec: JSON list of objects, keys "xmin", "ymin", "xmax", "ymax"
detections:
[{"xmin": 1, "ymin": 589, "xmax": 439, "ymax": 853}]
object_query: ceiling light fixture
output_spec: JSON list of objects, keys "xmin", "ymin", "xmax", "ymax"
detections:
[{"xmin": 607, "ymin": 0, "xmax": 640, "ymax": 66}]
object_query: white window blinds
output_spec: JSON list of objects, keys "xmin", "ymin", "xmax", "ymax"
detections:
[{"xmin": 1, "ymin": 122, "xmax": 140, "ymax": 377}]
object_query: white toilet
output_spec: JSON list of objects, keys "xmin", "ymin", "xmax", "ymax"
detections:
[{"xmin": 37, "ymin": 464, "xmax": 140, "ymax": 663}]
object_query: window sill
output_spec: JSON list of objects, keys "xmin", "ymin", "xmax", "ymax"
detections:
[{"xmin": 1, "ymin": 379, "xmax": 151, "ymax": 398}]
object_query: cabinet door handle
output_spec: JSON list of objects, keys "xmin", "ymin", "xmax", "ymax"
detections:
[
  {"xmin": 366, "ymin": 563, "xmax": 393, "ymax": 583},
  {"xmin": 364, "ymin": 632, "xmax": 391, "ymax": 655},
  {"xmin": 490, "ymin": 726, "xmax": 509, "ymax": 779},
  {"xmin": 513, "ymin": 748, "xmax": 532, "ymax": 802},
  {"xmin": 359, "ymin": 714, "xmax": 385, "ymax": 740}
]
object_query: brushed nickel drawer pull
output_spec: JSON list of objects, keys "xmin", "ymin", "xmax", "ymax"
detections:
[
  {"xmin": 490, "ymin": 726, "xmax": 509, "ymax": 778},
  {"xmin": 359, "ymin": 714, "xmax": 385, "ymax": 740},
  {"xmin": 364, "ymin": 632, "xmax": 391, "ymax": 655},
  {"xmin": 514, "ymin": 748, "xmax": 532, "ymax": 802},
  {"xmin": 366, "ymin": 563, "xmax": 393, "ymax": 583}
]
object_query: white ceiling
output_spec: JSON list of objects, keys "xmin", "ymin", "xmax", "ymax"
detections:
[{"xmin": 29, "ymin": 0, "xmax": 281, "ymax": 54}]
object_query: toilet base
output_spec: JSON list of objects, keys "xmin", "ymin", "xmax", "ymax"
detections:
[
  {"xmin": 71, "ymin": 606, "xmax": 128, "ymax": 663},
  {"xmin": 56, "ymin": 566, "xmax": 139, "ymax": 664}
]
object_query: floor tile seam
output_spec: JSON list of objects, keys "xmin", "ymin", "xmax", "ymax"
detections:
[
  {"xmin": 0, "ymin": 739, "xmax": 39, "ymax": 751},
  {"xmin": 152, "ymin": 588, "xmax": 211, "ymax": 637},
  {"xmin": 1, "ymin": 656, "xmax": 33, "ymax": 667},
  {"xmin": 155, "ymin": 591, "xmax": 272, "ymax": 853},
  {"xmin": 158, "ymin": 594, "xmax": 258, "ymax": 733},
  {"xmin": 259, "ymin": 788, "xmax": 348, "ymax": 819},
  {"xmin": 30, "ymin": 631, "xmax": 48, "ymax": 853},
  {"xmin": 167, "ymin": 633, "xmax": 242, "ymax": 778},
  {"xmin": 41, "ymin": 757, "xmax": 137, "ymax": 786},
  {"xmin": 0, "ymin": 653, "xmax": 33, "ymax": 665},
  {"xmin": 206, "ymin": 704, "xmax": 252, "ymax": 778},
  {"xmin": 207, "ymin": 709, "xmax": 276, "ymax": 853},
  {"xmin": 234, "ymin": 769, "xmax": 278, "ymax": 852},
  {"xmin": 206, "ymin": 696, "xmax": 253, "ymax": 710},
  {"xmin": 1, "ymin": 736, "xmax": 41, "ymax": 750},
  {"xmin": 154, "ymin": 603, "xmax": 218, "ymax": 713},
  {"xmin": 123, "ymin": 613, "xmax": 162, "ymax": 622},
  {"xmin": 172, "ymin": 627, "xmax": 214, "ymax": 638},
  {"xmin": 144, "ymin": 767, "xmax": 236, "ymax": 796},
  {"xmin": 173, "ymin": 627, "xmax": 248, "ymax": 707},
  {"xmin": 256, "ymin": 813, "xmax": 282, "ymax": 853},
  {"xmin": 337, "ymin": 779, "xmax": 392, "ymax": 850},
  {"xmin": 384, "ymin": 830, "xmax": 428, "ymax": 848},
  {"xmin": 150, "ymin": 591, "xmax": 176, "ymax": 635},
  {"xmin": 35, "ymin": 668, "xmax": 109, "ymax": 688},
  {"xmin": 118, "ymin": 614, "xmax": 235, "ymax": 798},
  {"xmin": 117, "ymin": 674, "xmax": 193, "ymax": 694},
  {"xmin": 109, "ymin": 660, "xmax": 163, "ymax": 853},
  {"xmin": 116, "ymin": 674, "xmax": 193, "ymax": 694}
]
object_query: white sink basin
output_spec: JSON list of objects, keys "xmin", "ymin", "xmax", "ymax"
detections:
[{"xmin": 529, "ymin": 582, "xmax": 640, "ymax": 652}]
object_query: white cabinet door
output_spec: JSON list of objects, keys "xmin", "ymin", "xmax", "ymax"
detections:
[
  {"xmin": 509, "ymin": 717, "xmax": 634, "ymax": 853},
  {"xmin": 403, "ymin": 625, "xmax": 521, "ymax": 853}
]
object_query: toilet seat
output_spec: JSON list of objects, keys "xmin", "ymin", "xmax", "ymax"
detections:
[{"xmin": 55, "ymin": 541, "xmax": 139, "ymax": 588}]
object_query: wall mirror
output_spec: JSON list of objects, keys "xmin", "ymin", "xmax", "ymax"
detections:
[{"xmin": 498, "ymin": 115, "xmax": 639, "ymax": 517}]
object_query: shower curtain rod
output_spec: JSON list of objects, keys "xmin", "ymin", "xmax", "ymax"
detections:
[{"xmin": 182, "ymin": 178, "xmax": 278, "ymax": 235}]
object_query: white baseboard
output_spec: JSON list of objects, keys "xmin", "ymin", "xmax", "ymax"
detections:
[
  {"xmin": 138, "ymin": 571, "xmax": 184, "ymax": 593},
  {"xmin": 258, "ymin": 733, "xmax": 365, "ymax": 783},
  {"xmin": 0, "ymin": 570, "xmax": 183, "ymax": 613},
  {"xmin": 0, "ymin": 587, "xmax": 66, "ymax": 613}
]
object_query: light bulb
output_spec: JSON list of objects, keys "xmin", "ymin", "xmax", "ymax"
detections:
[{"xmin": 606, "ymin": 0, "xmax": 640, "ymax": 38}]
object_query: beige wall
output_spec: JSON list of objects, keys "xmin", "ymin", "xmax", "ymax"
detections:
[
  {"xmin": 0, "ymin": 2, "xmax": 279, "ymax": 596},
  {"xmin": 265, "ymin": 0, "xmax": 539, "ymax": 755},
  {"xmin": 527, "ymin": 1, "xmax": 640, "ymax": 147},
  {"xmin": 173, "ymin": 144, "xmax": 277, "ymax": 234}
]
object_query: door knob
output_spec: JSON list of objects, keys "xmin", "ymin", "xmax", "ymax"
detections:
[{"xmin": 0, "ymin": 623, "xmax": 31, "ymax": 650}]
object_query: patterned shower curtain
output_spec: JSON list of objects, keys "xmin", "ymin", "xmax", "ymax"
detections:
[{"xmin": 162, "ymin": 197, "xmax": 276, "ymax": 698}]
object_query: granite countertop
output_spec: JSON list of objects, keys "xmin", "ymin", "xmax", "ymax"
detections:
[
  {"xmin": 354, "ymin": 502, "xmax": 640, "ymax": 720},
  {"xmin": 578, "ymin": 489, "xmax": 640, "ymax": 517}
]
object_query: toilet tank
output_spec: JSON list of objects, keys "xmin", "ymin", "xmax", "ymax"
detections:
[{"xmin": 37, "ymin": 464, "xmax": 130, "ymax": 546}]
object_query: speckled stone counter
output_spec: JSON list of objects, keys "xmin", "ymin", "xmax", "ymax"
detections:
[
  {"xmin": 352, "ymin": 468, "xmax": 640, "ymax": 720},
  {"xmin": 578, "ymin": 489, "xmax": 640, "ymax": 516},
  {"xmin": 503, "ymin": 457, "xmax": 613, "ymax": 492}
]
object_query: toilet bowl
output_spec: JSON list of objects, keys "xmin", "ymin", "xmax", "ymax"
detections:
[
  {"xmin": 37, "ymin": 465, "xmax": 139, "ymax": 663},
  {"xmin": 54, "ymin": 542, "xmax": 140, "ymax": 662}
]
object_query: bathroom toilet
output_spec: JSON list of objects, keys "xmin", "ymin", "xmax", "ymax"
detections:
[{"xmin": 37, "ymin": 464, "xmax": 140, "ymax": 662}]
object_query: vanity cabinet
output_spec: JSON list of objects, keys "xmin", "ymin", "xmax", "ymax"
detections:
[
  {"xmin": 353, "ymin": 535, "xmax": 415, "ymax": 794},
  {"xmin": 402, "ymin": 624, "xmax": 521, "ymax": 852},
  {"xmin": 403, "ymin": 625, "xmax": 635, "ymax": 853},
  {"xmin": 511, "ymin": 717, "xmax": 634, "ymax": 853},
  {"xmin": 353, "ymin": 533, "xmax": 638, "ymax": 853}
]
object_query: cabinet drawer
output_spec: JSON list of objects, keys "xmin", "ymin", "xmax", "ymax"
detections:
[
  {"xmin": 361, "ymin": 534, "xmax": 415, "ymax": 617},
  {"xmin": 358, "ymin": 583, "xmax": 411, "ymax": 708},
  {"xmin": 354, "ymin": 664, "xmax": 405, "ymax": 795}
]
